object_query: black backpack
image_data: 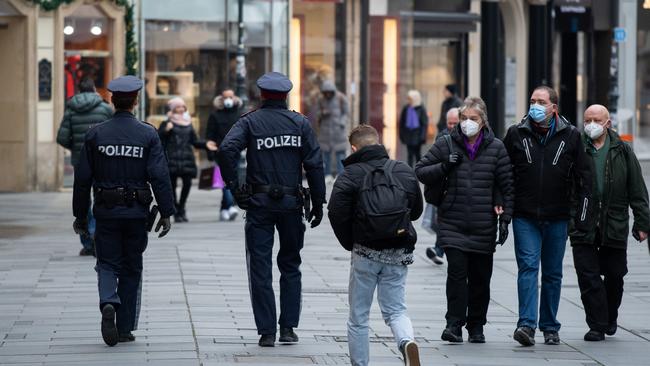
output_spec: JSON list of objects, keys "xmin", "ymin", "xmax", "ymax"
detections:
[
  {"xmin": 424, "ymin": 134, "xmax": 453, "ymax": 206},
  {"xmin": 353, "ymin": 160, "xmax": 413, "ymax": 248}
]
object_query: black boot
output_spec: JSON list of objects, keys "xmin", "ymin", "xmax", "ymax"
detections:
[
  {"xmin": 279, "ymin": 328, "xmax": 299, "ymax": 343},
  {"xmin": 584, "ymin": 330, "xmax": 605, "ymax": 342},
  {"xmin": 258, "ymin": 334, "xmax": 275, "ymax": 347},
  {"xmin": 119, "ymin": 332, "xmax": 136, "ymax": 342},
  {"xmin": 467, "ymin": 326, "xmax": 485, "ymax": 343},
  {"xmin": 441, "ymin": 325, "xmax": 463, "ymax": 343},
  {"xmin": 513, "ymin": 326, "xmax": 535, "ymax": 346},
  {"xmin": 101, "ymin": 304, "xmax": 118, "ymax": 347}
]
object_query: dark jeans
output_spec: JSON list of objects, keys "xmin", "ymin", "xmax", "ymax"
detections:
[
  {"xmin": 170, "ymin": 174, "xmax": 193, "ymax": 213},
  {"xmin": 572, "ymin": 243, "xmax": 628, "ymax": 332},
  {"xmin": 444, "ymin": 247, "xmax": 494, "ymax": 329},
  {"xmin": 406, "ymin": 144, "xmax": 422, "ymax": 167},
  {"xmin": 221, "ymin": 188, "xmax": 234, "ymax": 210},
  {"xmin": 245, "ymin": 209, "xmax": 305, "ymax": 334},
  {"xmin": 95, "ymin": 219, "xmax": 147, "ymax": 333}
]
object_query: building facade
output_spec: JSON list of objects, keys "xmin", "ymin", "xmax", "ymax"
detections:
[{"xmin": 0, "ymin": 0, "xmax": 640, "ymax": 192}]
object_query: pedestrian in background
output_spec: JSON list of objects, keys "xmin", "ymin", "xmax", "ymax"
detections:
[
  {"xmin": 436, "ymin": 84, "xmax": 462, "ymax": 136},
  {"xmin": 72, "ymin": 76, "xmax": 174, "ymax": 346},
  {"xmin": 570, "ymin": 104, "xmax": 650, "ymax": 342},
  {"xmin": 399, "ymin": 90, "xmax": 429, "ymax": 167},
  {"xmin": 316, "ymin": 80, "xmax": 350, "ymax": 179},
  {"xmin": 503, "ymin": 86, "xmax": 593, "ymax": 346},
  {"xmin": 57, "ymin": 77, "xmax": 113, "ymax": 256},
  {"xmin": 416, "ymin": 96, "xmax": 513, "ymax": 343},
  {"xmin": 159, "ymin": 97, "xmax": 217, "ymax": 223},
  {"xmin": 424, "ymin": 107, "xmax": 460, "ymax": 265},
  {"xmin": 206, "ymin": 89, "xmax": 243, "ymax": 221},
  {"xmin": 329, "ymin": 125, "xmax": 423, "ymax": 366},
  {"xmin": 218, "ymin": 72, "xmax": 326, "ymax": 347}
]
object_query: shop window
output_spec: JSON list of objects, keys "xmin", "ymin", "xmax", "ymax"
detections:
[
  {"xmin": 291, "ymin": 0, "xmax": 346, "ymax": 123},
  {"xmin": 64, "ymin": 5, "xmax": 113, "ymax": 102},
  {"xmin": 63, "ymin": 4, "xmax": 113, "ymax": 187}
]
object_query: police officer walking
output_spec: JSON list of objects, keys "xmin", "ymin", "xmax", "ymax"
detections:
[
  {"xmin": 72, "ymin": 75, "xmax": 175, "ymax": 347},
  {"xmin": 218, "ymin": 72, "xmax": 326, "ymax": 347}
]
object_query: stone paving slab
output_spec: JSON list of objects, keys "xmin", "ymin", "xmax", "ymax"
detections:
[{"xmin": 2, "ymin": 187, "xmax": 650, "ymax": 365}]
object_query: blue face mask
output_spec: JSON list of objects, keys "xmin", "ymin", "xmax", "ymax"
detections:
[{"xmin": 528, "ymin": 104, "xmax": 548, "ymax": 123}]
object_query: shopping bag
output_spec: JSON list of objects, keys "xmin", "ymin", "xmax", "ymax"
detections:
[
  {"xmin": 212, "ymin": 165, "xmax": 225, "ymax": 189},
  {"xmin": 198, "ymin": 166, "xmax": 215, "ymax": 190}
]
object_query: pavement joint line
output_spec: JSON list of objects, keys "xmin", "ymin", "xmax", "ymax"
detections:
[{"xmin": 175, "ymin": 245, "xmax": 202, "ymax": 366}]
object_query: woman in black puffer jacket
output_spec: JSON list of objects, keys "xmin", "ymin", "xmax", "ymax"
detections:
[
  {"xmin": 415, "ymin": 96, "xmax": 513, "ymax": 344},
  {"xmin": 159, "ymin": 97, "xmax": 217, "ymax": 222}
]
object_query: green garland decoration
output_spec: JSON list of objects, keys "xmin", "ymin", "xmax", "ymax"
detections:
[{"xmin": 30, "ymin": 0, "xmax": 138, "ymax": 75}]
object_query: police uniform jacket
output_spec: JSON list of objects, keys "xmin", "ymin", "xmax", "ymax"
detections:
[
  {"xmin": 218, "ymin": 99, "xmax": 326, "ymax": 212},
  {"xmin": 73, "ymin": 111, "xmax": 176, "ymax": 220}
]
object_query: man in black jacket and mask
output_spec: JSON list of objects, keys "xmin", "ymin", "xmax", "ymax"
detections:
[
  {"xmin": 328, "ymin": 125, "xmax": 423, "ymax": 366},
  {"xmin": 206, "ymin": 89, "xmax": 244, "ymax": 221},
  {"xmin": 503, "ymin": 86, "xmax": 593, "ymax": 347}
]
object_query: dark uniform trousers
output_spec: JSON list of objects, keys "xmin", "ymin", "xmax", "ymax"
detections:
[
  {"xmin": 245, "ymin": 208, "xmax": 305, "ymax": 335},
  {"xmin": 95, "ymin": 218, "xmax": 148, "ymax": 334},
  {"xmin": 572, "ymin": 237, "xmax": 628, "ymax": 332},
  {"xmin": 444, "ymin": 247, "xmax": 494, "ymax": 329}
]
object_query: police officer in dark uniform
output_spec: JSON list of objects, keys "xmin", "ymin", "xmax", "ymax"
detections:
[
  {"xmin": 218, "ymin": 72, "xmax": 326, "ymax": 347},
  {"xmin": 72, "ymin": 75, "xmax": 175, "ymax": 347}
]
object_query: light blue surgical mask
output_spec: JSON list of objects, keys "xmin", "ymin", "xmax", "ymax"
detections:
[{"xmin": 528, "ymin": 104, "xmax": 548, "ymax": 123}]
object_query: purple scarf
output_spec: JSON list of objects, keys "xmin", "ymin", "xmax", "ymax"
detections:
[
  {"xmin": 405, "ymin": 107, "xmax": 420, "ymax": 130},
  {"xmin": 464, "ymin": 130, "xmax": 484, "ymax": 161}
]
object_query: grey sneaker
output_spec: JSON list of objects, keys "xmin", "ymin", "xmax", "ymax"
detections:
[
  {"xmin": 513, "ymin": 326, "xmax": 535, "ymax": 346},
  {"xmin": 543, "ymin": 330, "xmax": 560, "ymax": 345}
]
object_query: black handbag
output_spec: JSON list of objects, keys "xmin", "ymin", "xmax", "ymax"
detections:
[{"xmin": 423, "ymin": 134, "xmax": 453, "ymax": 207}]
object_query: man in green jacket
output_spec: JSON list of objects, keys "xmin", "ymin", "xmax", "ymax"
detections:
[
  {"xmin": 570, "ymin": 104, "xmax": 650, "ymax": 342},
  {"xmin": 57, "ymin": 78, "xmax": 113, "ymax": 256}
]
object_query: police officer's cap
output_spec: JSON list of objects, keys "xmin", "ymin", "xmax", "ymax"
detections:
[
  {"xmin": 107, "ymin": 75, "xmax": 144, "ymax": 94},
  {"xmin": 256, "ymin": 72, "xmax": 293, "ymax": 93}
]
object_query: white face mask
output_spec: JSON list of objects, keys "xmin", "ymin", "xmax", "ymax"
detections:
[
  {"xmin": 460, "ymin": 119, "xmax": 480, "ymax": 137},
  {"xmin": 584, "ymin": 122, "xmax": 605, "ymax": 140},
  {"xmin": 223, "ymin": 97, "xmax": 234, "ymax": 109}
]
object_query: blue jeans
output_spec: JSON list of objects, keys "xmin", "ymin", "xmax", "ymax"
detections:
[
  {"xmin": 322, "ymin": 150, "xmax": 346, "ymax": 176},
  {"xmin": 80, "ymin": 204, "xmax": 96, "ymax": 250},
  {"xmin": 513, "ymin": 218, "xmax": 568, "ymax": 332},
  {"xmin": 221, "ymin": 188, "xmax": 234, "ymax": 210},
  {"xmin": 348, "ymin": 252, "xmax": 414, "ymax": 366}
]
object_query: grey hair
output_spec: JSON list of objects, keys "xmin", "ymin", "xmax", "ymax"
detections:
[{"xmin": 459, "ymin": 96, "xmax": 488, "ymax": 125}]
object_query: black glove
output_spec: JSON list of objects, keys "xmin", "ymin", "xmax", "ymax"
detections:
[
  {"xmin": 307, "ymin": 205, "xmax": 323, "ymax": 228},
  {"xmin": 443, "ymin": 152, "xmax": 463, "ymax": 171},
  {"xmin": 73, "ymin": 218, "xmax": 89, "ymax": 238},
  {"xmin": 155, "ymin": 217, "xmax": 171, "ymax": 238},
  {"xmin": 496, "ymin": 218, "xmax": 510, "ymax": 245},
  {"xmin": 234, "ymin": 184, "xmax": 252, "ymax": 210}
]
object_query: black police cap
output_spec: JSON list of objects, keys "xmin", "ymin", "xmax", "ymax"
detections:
[
  {"xmin": 256, "ymin": 72, "xmax": 293, "ymax": 93},
  {"xmin": 107, "ymin": 75, "xmax": 144, "ymax": 93}
]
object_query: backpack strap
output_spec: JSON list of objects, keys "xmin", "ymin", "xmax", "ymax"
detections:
[
  {"xmin": 382, "ymin": 159, "xmax": 405, "ymax": 190},
  {"xmin": 444, "ymin": 134, "xmax": 454, "ymax": 154}
]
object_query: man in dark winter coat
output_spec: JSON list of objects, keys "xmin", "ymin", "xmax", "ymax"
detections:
[
  {"xmin": 436, "ymin": 84, "xmax": 462, "ymax": 135},
  {"xmin": 328, "ymin": 124, "xmax": 423, "ymax": 366},
  {"xmin": 570, "ymin": 104, "xmax": 650, "ymax": 342},
  {"xmin": 206, "ymin": 89, "xmax": 244, "ymax": 221},
  {"xmin": 57, "ymin": 78, "xmax": 113, "ymax": 256},
  {"xmin": 503, "ymin": 86, "xmax": 593, "ymax": 347}
]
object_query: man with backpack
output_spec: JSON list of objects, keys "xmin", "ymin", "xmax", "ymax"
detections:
[{"xmin": 328, "ymin": 125, "xmax": 423, "ymax": 366}]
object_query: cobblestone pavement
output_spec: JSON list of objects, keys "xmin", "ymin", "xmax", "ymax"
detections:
[{"xmin": 2, "ymin": 187, "xmax": 650, "ymax": 366}]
